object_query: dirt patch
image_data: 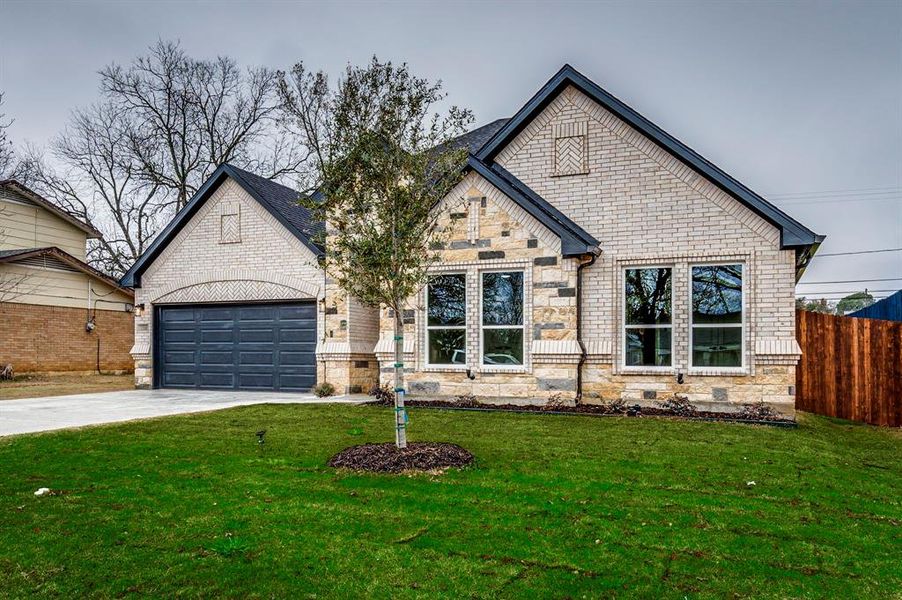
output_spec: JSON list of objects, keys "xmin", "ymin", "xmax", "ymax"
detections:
[
  {"xmin": 0, "ymin": 373, "xmax": 134, "ymax": 401},
  {"xmin": 328, "ymin": 442, "xmax": 474, "ymax": 473}
]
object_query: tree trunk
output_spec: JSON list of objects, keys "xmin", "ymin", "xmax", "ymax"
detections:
[{"xmin": 393, "ymin": 307, "xmax": 408, "ymax": 448}]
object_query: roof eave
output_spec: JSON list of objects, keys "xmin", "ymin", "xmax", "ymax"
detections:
[
  {"xmin": 476, "ymin": 64, "xmax": 822, "ymax": 255},
  {"xmin": 120, "ymin": 165, "xmax": 323, "ymax": 288}
]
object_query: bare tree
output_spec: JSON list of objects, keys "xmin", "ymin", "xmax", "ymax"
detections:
[
  {"xmin": 0, "ymin": 93, "xmax": 12, "ymax": 178},
  {"xmin": 100, "ymin": 40, "xmax": 308, "ymax": 210},
  {"xmin": 27, "ymin": 41, "xmax": 307, "ymax": 276}
]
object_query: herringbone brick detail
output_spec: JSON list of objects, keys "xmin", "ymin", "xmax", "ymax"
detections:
[
  {"xmin": 155, "ymin": 280, "xmax": 306, "ymax": 304},
  {"xmin": 554, "ymin": 135, "xmax": 587, "ymax": 175}
]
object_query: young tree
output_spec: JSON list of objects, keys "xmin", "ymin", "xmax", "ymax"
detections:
[{"xmin": 279, "ymin": 58, "xmax": 473, "ymax": 448}]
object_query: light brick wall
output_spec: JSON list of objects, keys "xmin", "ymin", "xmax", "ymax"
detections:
[
  {"xmin": 132, "ymin": 177, "xmax": 323, "ymax": 388},
  {"xmin": 493, "ymin": 84, "xmax": 798, "ymax": 412}
]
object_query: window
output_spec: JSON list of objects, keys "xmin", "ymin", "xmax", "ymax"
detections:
[
  {"xmin": 481, "ymin": 271, "xmax": 524, "ymax": 366},
  {"xmin": 426, "ymin": 274, "xmax": 466, "ymax": 365},
  {"xmin": 624, "ymin": 267, "xmax": 673, "ymax": 367},
  {"xmin": 691, "ymin": 264, "xmax": 743, "ymax": 368}
]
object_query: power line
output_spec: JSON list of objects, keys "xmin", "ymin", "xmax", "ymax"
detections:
[
  {"xmin": 767, "ymin": 186, "xmax": 902, "ymax": 198},
  {"xmin": 797, "ymin": 277, "xmax": 902, "ymax": 285},
  {"xmin": 776, "ymin": 195, "xmax": 901, "ymax": 206},
  {"xmin": 815, "ymin": 247, "xmax": 902, "ymax": 257},
  {"xmin": 795, "ymin": 289, "xmax": 898, "ymax": 295}
]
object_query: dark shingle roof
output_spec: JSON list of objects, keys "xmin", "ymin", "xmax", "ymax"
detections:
[
  {"xmin": 0, "ymin": 248, "xmax": 41, "ymax": 259},
  {"xmin": 225, "ymin": 165, "xmax": 324, "ymax": 241},
  {"xmin": 120, "ymin": 164, "xmax": 324, "ymax": 287},
  {"xmin": 443, "ymin": 118, "xmax": 510, "ymax": 154}
]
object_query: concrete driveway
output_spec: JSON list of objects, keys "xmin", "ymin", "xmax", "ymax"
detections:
[{"xmin": 0, "ymin": 389, "xmax": 363, "ymax": 437}]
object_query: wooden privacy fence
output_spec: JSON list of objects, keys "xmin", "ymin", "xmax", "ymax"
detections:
[{"xmin": 796, "ymin": 310, "xmax": 902, "ymax": 427}]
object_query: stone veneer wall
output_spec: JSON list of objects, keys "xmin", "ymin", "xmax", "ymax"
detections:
[
  {"xmin": 374, "ymin": 175, "xmax": 584, "ymax": 402},
  {"xmin": 131, "ymin": 177, "xmax": 324, "ymax": 388}
]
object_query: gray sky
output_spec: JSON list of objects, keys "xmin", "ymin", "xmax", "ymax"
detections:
[{"xmin": 1, "ymin": 0, "xmax": 900, "ymax": 297}]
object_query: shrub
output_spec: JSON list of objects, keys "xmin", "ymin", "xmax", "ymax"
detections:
[
  {"xmin": 737, "ymin": 402, "xmax": 780, "ymax": 420},
  {"xmin": 657, "ymin": 394, "xmax": 697, "ymax": 416},
  {"xmin": 369, "ymin": 384, "xmax": 394, "ymax": 404},
  {"xmin": 313, "ymin": 382, "xmax": 336, "ymax": 397},
  {"xmin": 603, "ymin": 398, "xmax": 628, "ymax": 414}
]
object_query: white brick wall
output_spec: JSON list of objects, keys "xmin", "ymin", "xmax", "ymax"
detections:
[
  {"xmin": 496, "ymin": 85, "xmax": 799, "ymax": 375},
  {"xmin": 131, "ymin": 177, "xmax": 323, "ymax": 386}
]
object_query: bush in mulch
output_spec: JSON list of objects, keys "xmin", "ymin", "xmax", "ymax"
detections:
[
  {"xmin": 328, "ymin": 442, "xmax": 475, "ymax": 473},
  {"xmin": 367, "ymin": 389, "xmax": 794, "ymax": 424}
]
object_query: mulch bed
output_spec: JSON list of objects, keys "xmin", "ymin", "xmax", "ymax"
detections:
[
  {"xmin": 328, "ymin": 442, "xmax": 475, "ymax": 473},
  {"xmin": 369, "ymin": 396, "xmax": 796, "ymax": 426}
]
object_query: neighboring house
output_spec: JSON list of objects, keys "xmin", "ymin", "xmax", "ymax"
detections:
[
  {"xmin": 121, "ymin": 65, "xmax": 823, "ymax": 415},
  {"xmin": 0, "ymin": 180, "xmax": 134, "ymax": 373},
  {"xmin": 848, "ymin": 290, "xmax": 902, "ymax": 322}
]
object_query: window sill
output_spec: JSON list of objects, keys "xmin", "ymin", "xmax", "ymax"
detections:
[
  {"xmin": 687, "ymin": 367, "xmax": 749, "ymax": 377},
  {"xmin": 620, "ymin": 366, "xmax": 676, "ymax": 376},
  {"xmin": 422, "ymin": 365, "xmax": 469, "ymax": 373},
  {"xmin": 479, "ymin": 366, "xmax": 530, "ymax": 375}
]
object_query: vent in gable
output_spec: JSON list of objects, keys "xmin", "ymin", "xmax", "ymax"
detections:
[
  {"xmin": 552, "ymin": 121, "xmax": 589, "ymax": 177},
  {"xmin": 220, "ymin": 202, "xmax": 241, "ymax": 244},
  {"xmin": 15, "ymin": 254, "xmax": 81, "ymax": 273}
]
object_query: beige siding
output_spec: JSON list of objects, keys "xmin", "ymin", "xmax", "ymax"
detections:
[
  {"xmin": 0, "ymin": 190, "xmax": 89, "ymax": 260},
  {"xmin": 0, "ymin": 262, "xmax": 133, "ymax": 310}
]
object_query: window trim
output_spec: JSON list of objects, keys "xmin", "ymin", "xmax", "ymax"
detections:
[
  {"xmin": 688, "ymin": 262, "xmax": 746, "ymax": 371},
  {"xmin": 424, "ymin": 272, "xmax": 468, "ymax": 369},
  {"xmin": 479, "ymin": 269, "xmax": 526, "ymax": 369},
  {"xmin": 622, "ymin": 265, "xmax": 675, "ymax": 372}
]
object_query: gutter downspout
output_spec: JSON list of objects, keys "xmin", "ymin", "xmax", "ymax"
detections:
[{"xmin": 575, "ymin": 249, "xmax": 601, "ymax": 404}]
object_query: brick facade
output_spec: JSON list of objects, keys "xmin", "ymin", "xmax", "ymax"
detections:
[
  {"xmin": 367, "ymin": 84, "xmax": 802, "ymax": 415},
  {"xmin": 0, "ymin": 302, "xmax": 133, "ymax": 373},
  {"xmin": 129, "ymin": 73, "xmax": 810, "ymax": 415},
  {"xmin": 132, "ymin": 177, "xmax": 326, "ymax": 388}
]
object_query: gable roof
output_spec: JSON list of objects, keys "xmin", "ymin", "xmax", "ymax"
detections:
[
  {"xmin": 444, "ymin": 118, "xmax": 510, "ymax": 154},
  {"xmin": 0, "ymin": 246, "xmax": 133, "ymax": 297},
  {"xmin": 120, "ymin": 164, "xmax": 323, "ymax": 288},
  {"xmin": 474, "ymin": 64, "xmax": 824, "ymax": 256},
  {"xmin": 1, "ymin": 179, "xmax": 102, "ymax": 238},
  {"xmin": 465, "ymin": 157, "xmax": 599, "ymax": 257}
]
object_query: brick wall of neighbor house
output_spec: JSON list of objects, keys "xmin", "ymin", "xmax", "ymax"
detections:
[
  {"xmin": 373, "ymin": 174, "xmax": 584, "ymax": 402},
  {"xmin": 132, "ymin": 177, "xmax": 324, "ymax": 388},
  {"xmin": 493, "ymin": 85, "xmax": 799, "ymax": 414},
  {"xmin": 0, "ymin": 303, "xmax": 133, "ymax": 372}
]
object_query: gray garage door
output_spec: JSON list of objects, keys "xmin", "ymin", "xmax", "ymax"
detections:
[{"xmin": 156, "ymin": 302, "xmax": 317, "ymax": 392}]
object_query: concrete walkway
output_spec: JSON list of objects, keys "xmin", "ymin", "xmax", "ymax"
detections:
[{"xmin": 0, "ymin": 389, "xmax": 363, "ymax": 437}]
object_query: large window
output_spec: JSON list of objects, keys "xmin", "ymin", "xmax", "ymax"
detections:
[
  {"xmin": 624, "ymin": 267, "xmax": 673, "ymax": 367},
  {"xmin": 691, "ymin": 264, "xmax": 743, "ymax": 368},
  {"xmin": 426, "ymin": 274, "xmax": 466, "ymax": 365},
  {"xmin": 481, "ymin": 271, "xmax": 524, "ymax": 366}
]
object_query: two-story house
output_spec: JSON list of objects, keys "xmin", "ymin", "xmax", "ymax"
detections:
[{"xmin": 0, "ymin": 179, "xmax": 134, "ymax": 373}]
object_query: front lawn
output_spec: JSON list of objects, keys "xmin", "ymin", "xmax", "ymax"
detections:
[{"xmin": 1, "ymin": 405, "xmax": 899, "ymax": 598}]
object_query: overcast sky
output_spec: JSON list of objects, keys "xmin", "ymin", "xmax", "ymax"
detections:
[{"xmin": 1, "ymin": 0, "xmax": 899, "ymax": 297}]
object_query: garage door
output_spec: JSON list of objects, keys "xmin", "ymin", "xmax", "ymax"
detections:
[{"xmin": 156, "ymin": 302, "xmax": 317, "ymax": 392}]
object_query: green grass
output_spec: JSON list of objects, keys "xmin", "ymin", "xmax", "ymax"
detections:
[{"xmin": 1, "ymin": 406, "xmax": 900, "ymax": 599}]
